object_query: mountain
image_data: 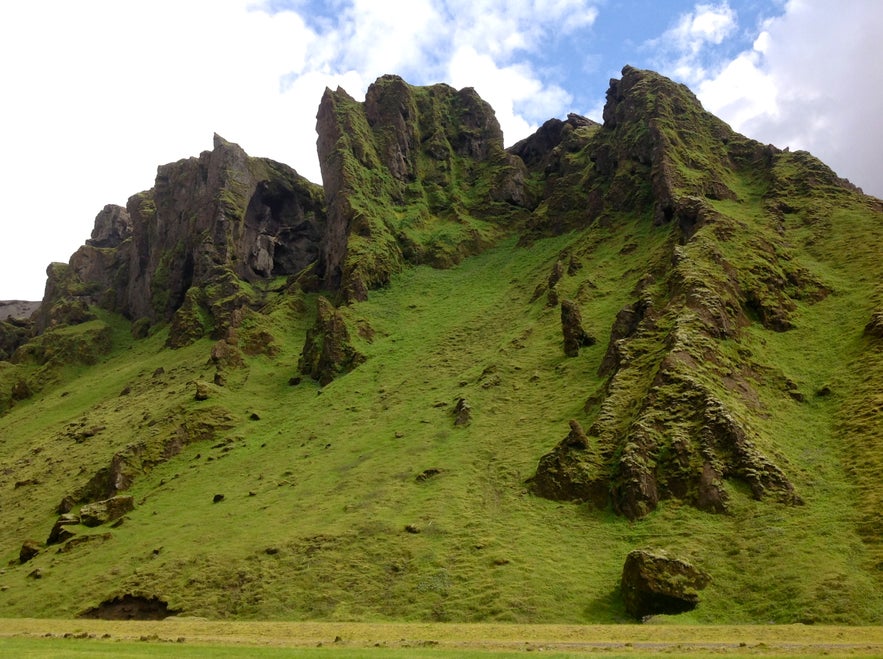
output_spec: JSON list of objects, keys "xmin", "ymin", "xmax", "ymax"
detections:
[{"xmin": 0, "ymin": 66, "xmax": 881, "ymax": 624}]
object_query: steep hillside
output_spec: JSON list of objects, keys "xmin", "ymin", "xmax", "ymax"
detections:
[{"xmin": 0, "ymin": 66, "xmax": 881, "ymax": 624}]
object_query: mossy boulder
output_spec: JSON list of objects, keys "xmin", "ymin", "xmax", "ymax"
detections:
[
  {"xmin": 298, "ymin": 296, "xmax": 365, "ymax": 385},
  {"xmin": 621, "ymin": 549, "xmax": 711, "ymax": 619},
  {"xmin": 80, "ymin": 495, "xmax": 135, "ymax": 527},
  {"xmin": 19, "ymin": 539, "xmax": 41, "ymax": 564},
  {"xmin": 561, "ymin": 300, "xmax": 595, "ymax": 357}
]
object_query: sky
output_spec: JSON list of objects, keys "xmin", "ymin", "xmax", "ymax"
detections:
[{"xmin": 1, "ymin": 0, "xmax": 881, "ymax": 301}]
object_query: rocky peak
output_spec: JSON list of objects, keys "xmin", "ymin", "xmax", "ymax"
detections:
[
  {"xmin": 38, "ymin": 135, "xmax": 325, "ymax": 346},
  {"xmin": 314, "ymin": 75, "xmax": 530, "ymax": 300},
  {"xmin": 86, "ymin": 205, "xmax": 132, "ymax": 248}
]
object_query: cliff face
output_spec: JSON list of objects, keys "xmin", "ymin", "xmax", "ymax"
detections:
[
  {"xmin": 314, "ymin": 75, "xmax": 531, "ymax": 300},
  {"xmin": 39, "ymin": 135, "xmax": 325, "ymax": 344}
]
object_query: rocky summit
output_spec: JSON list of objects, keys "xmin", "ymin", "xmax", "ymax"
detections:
[{"xmin": 0, "ymin": 66, "xmax": 881, "ymax": 624}]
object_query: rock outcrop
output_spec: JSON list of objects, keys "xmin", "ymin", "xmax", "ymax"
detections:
[
  {"xmin": 529, "ymin": 66, "xmax": 815, "ymax": 519},
  {"xmin": 620, "ymin": 549, "xmax": 710, "ymax": 619},
  {"xmin": 298, "ymin": 296, "xmax": 365, "ymax": 385},
  {"xmin": 560, "ymin": 300, "xmax": 595, "ymax": 357},
  {"xmin": 527, "ymin": 420, "xmax": 607, "ymax": 505},
  {"xmin": 79, "ymin": 495, "xmax": 135, "ymax": 527},
  {"xmin": 315, "ymin": 75, "xmax": 531, "ymax": 301},
  {"xmin": 38, "ymin": 135, "xmax": 326, "ymax": 346}
]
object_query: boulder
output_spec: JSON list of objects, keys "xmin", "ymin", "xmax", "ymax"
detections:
[
  {"xmin": 195, "ymin": 381, "xmax": 211, "ymax": 401},
  {"xmin": 561, "ymin": 300, "xmax": 595, "ymax": 357},
  {"xmin": 19, "ymin": 539, "xmax": 41, "ymax": 564},
  {"xmin": 79, "ymin": 495, "xmax": 135, "ymax": 527},
  {"xmin": 453, "ymin": 397, "xmax": 472, "ymax": 426},
  {"xmin": 46, "ymin": 514, "xmax": 80, "ymax": 545},
  {"xmin": 620, "ymin": 549, "xmax": 710, "ymax": 619}
]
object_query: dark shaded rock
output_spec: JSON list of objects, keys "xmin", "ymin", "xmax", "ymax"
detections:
[
  {"xmin": 0, "ymin": 314, "xmax": 35, "ymax": 361},
  {"xmin": 508, "ymin": 118, "xmax": 566, "ymax": 171},
  {"xmin": 19, "ymin": 539, "xmax": 40, "ymax": 564},
  {"xmin": 86, "ymin": 204, "xmax": 132, "ymax": 248},
  {"xmin": 194, "ymin": 381, "xmax": 211, "ymax": 401},
  {"xmin": 528, "ymin": 420, "xmax": 608, "ymax": 506},
  {"xmin": 599, "ymin": 299, "xmax": 651, "ymax": 376},
  {"xmin": 298, "ymin": 296, "xmax": 365, "ymax": 385},
  {"xmin": 621, "ymin": 549, "xmax": 710, "ymax": 619},
  {"xmin": 453, "ymin": 397, "xmax": 472, "ymax": 426},
  {"xmin": 213, "ymin": 494, "xmax": 225, "ymax": 503},
  {"xmin": 866, "ymin": 308, "xmax": 883, "ymax": 339},
  {"xmin": 404, "ymin": 524, "xmax": 420, "ymax": 534},
  {"xmin": 80, "ymin": 595, "xmax": 180, "ymax": 620},
  {"xmin": 10, "ymin": 379, "xmax": 31, "ymax": 401},
  {"xmin": 27, "ymin": 568, "xmax": 43, "ymax": 579},
  {"xmin": 561, "ymin": 300, "xmax": 596, "ymax": 357},
  {"xmin": 47, "ymin": 514, "xmax": 80, "ymax": 545},
  {"xmin": 79, "ymin": 495, "xmax": 135, "ymax": 527}
]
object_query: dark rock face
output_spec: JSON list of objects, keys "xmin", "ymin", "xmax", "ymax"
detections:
[
  {"xmin": 79, "ymin": 495, "xmax": 135, "ymax": 527},
  {"xmin": 38, "ymin": 135, "xmax": 325, "ymax": 345},
  {"xmin": 621, "ymin": 549, "xmax": 710, "ymax": 619},
  {"xmin": 866, "ymin": 307, "xmax": 883, "ymax": 339},
  {"xmin": 47, "ymin": 514, "xmax": 80, "ymax": 545},
  {"xmin": 87, "ymin": 204, "xmax": 132, "ymax": 248},
  {"xmin": 125, "ymin": 136, "xmax": 325, "ymax": 333},
  {"xmin": 508, "ymin": 113, "xmax": 599, "ymax": 173},
  {"xmin": 561, "ymin": 300, "xmax": 595, "ymax": 357},
  {"xmin": 298, "ymin": 296, "xmax": 366, "ymax": 385},
  {"xmin": 19, "ymin": 539, "xmax": 40, "ymax": 564},
  {"xmin": 453, "ymin": 397, "xmax": 473, "ymax": 426}
]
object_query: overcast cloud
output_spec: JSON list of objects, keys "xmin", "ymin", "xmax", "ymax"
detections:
[{"xmin": 0, "ymin": 0, "xmax": 880, "ymax": 300}]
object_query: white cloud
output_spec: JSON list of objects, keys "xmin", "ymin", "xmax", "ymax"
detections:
[
  {"xmin": 0, "ymin": 0, "xmax": 600, "ymax": 300},
  {"xmin": 646, "ymin": 2, "xmax": 737, "ymax": 82},
  {"xmin": 695, "ymin": 0, "xmax": 883, "ymax": 197}
]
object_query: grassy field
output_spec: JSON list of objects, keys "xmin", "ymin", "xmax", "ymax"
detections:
[{"xmin": 1, "ymin": 620, "xmax": 882, "ymax": 657}]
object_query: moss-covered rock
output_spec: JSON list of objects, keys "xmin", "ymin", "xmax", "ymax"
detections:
[
  {"xmin": 315, "ymin": 75, "xmax": 531, "ymax": 301},
  {"xmin": 298, "ymin": 296, "xmax": 366, "ymax": 385},
  {"xmin": 621, "ymin": 549, "xmax": 710, "ymax": 619}
]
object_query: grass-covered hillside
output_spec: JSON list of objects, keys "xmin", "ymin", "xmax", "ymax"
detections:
[{"xmin": 0, "ymin": 66, "xmax": 881, "ymax": 624}]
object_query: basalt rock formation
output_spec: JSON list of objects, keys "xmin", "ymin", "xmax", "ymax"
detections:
[
  {"xmin": 1, "ymin": 66, "xmax": 882, "ymax": 623},
  {"xmin": 314, "ymin": 75, "xmax": 531, "ymax": 301},
  {"xmin": 527, "ymin": 66, "xmax": 835, "ymax": 519},
  {"xmin": 38, "ymin": 134, "xmax": 325, "ymax": 345}
]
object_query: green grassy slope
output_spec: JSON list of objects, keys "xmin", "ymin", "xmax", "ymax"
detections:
[
  {"xmin": 1, "ymin": 191, "xmax": 881, "ymax": 623},
  {"xmin": 1, "ymin": 66, "xmax": 881, "ymax": 625}
]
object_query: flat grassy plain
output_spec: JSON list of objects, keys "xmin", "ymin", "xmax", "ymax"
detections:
[{"xmin": 1, "ymin": 620, "xmax": 882, "ymax": 657}]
